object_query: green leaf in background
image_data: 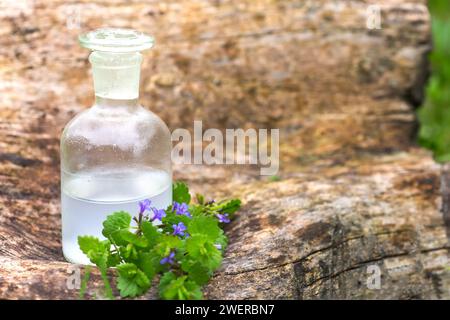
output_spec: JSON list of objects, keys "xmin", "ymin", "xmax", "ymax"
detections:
[
  {"xmin": 418, "ymin": 0, "xmax": 450, "ymax": 161},
  {"xmin": 173, "ymin": 181, "xmax": 191, "ymax": 204},
  {"xmin": 218, "ymin": 199, "xmax": 241, "ymax": 216},
  {"xmin": 195, "ymin": 193, "xmax": 205, "ymax": 205}
]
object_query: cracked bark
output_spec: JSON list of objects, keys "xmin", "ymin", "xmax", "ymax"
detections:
[{"xmin": 1, "ymin": 0, "xmax": 449, "ymax": 299}]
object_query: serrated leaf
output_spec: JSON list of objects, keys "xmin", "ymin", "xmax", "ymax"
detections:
[
  {"xmin": 187, "ymin": 215, "xmax": 220, "ymax": 241},
  {"xmin": 219, "ymin": 199, "xmax": 241, "ymax": 216},
  {"xmin": 185, "ymin": 234, "xmax": 222, "ymax": 270},
  {"xmin": 184, "ymin": 280, "xmax": 203, "ymax": 300},
  {"xmin": 116, "ymin": 263, "xmax": 150, "ymax": 298},
  {"xmin": 78, "ymin": 236, "xmax": 105, "ymax": 256},
  {"xmin": 181, "ymin": 260, "xmax": 212, "ymax": 285},
  {"xmin": 159, "ymin": 272, "xmax": 202, "ymax": 300},
  {"xmin": 173, "ymin": 181, "xmax": 191, "ymax": 204},
  {"xmin": 141, "ymin": 221, "xmax": 161, "ymax": 248},
  {"xmin": 188, "ymin": 204, "xmax": 204, "ymax": 217},
  {"xmin": 102, "ymin": 211, "xmax": 131, "ymax": 239},
  {"xmin": 137, "ymin": 251, "xmax": 161, "ymax": 280},
  {"xmin": 119, "ymin": 243, "xmax": 139, "ymax": 261},
  {"xmin": 77, "ymin": 236, "xmax": 113, "ymax": 299},
  {"xmin": 78, "ymin": 236, "xmax": 110, "ymax": 266},
  {"xmin": 159, "ymin": 272, "xmax": 176, "ymax": 289},
  {"xmin": 107, "ymin": 253, "xmax": 121, "ymax": 267},
  {"xmin": 154, "ymin": 235, "xmax": 182, "ymax": 256},
  {"xmin": 118, "ymin": 229, "xmax": 148, "ymax": 248}
]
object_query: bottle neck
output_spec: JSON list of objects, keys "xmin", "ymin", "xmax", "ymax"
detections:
[
  {"xmin": 94, "ymin": 96, "xmax": 139, "ymax": 109},
  {"xmin": 90, "ymin": 51, "xmax": 142, "ymax": 100}
]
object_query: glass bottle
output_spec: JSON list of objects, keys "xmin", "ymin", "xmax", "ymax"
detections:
[{"xmin": 60, "ymin": 28, "xmax": 172, "ymax": 264}]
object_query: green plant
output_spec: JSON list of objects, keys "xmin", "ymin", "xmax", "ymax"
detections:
[
  {"xmin": 78, "ymin": 181, "xmax": 241, "ymax": 299},
  {"xmin": 418, "ymin": 0, "xmax": 450, "ymax": 161}
]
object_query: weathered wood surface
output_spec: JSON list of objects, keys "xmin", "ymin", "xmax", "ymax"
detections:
[
  {"xmin": 1, "ymin": 150, "xmax": 450, "ymax": 299},
  {"xmin": 1, "ymin": 0, "xmax": 449, "ymax": 299}
]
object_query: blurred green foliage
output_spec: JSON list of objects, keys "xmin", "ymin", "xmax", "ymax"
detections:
[{"xmin": 418, "ymin": 0, "xmax": 450, "ymax": 161}]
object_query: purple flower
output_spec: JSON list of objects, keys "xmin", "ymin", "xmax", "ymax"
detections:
[
  {"xmin": 172, "ymin": 202, "xmax": 191, "ymax": 218},
  {"xmin": 216, "ymin": 213, "xmax": 230, "ymax": 224},
  {"xmin": 139, "ymin": 199, "xmax": 152, "ymax": 214},
  {"xmin": 160, "ymin": 252, "xmax": 175, "ymax": 265},
  {"xmin": 151, "ymin": 208, "xmax": 166, "ymax": 222},
  {"xmin": 214, "ymin": 244, "xmax": 222, "ymax": 250},
  {"xmin": 172, "ymin": 222, "xmax": 187, "ymax": 237}
]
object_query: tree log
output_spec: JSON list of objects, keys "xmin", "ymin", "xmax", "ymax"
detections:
[{"xmin": 1, "ymin": 0, "xmax": 449, "ymax": 300}]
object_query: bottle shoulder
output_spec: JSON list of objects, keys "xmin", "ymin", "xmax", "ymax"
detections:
[
  {"xmin": 60, "ymin": 104, "xmax": 172, "ymax": 174},
  {"xmin": 61, "ymin": 105, "xmax": 171, "ymax": 145}
]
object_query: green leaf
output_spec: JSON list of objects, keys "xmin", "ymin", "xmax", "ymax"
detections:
[
  {"xmin": 78, "ymin": 236, "xmax": 109, "ymax": 266},
  {"xmin": 136, "ymin": 251, "xmax": 162, "ymax": 280},
  {"xmin": 120, "ymin": 243, "xmax": 139, "ymax": 261},
  {"xmin": 173, "ymin": 181, "xmax": 191, "ymax": 204},
  {"xmin": 159, "ymin": 272, "xmax": 202, "ymax": 300},
  {"xmin": 187, "ymin": 215, "xmax": 221, "ymax": 241},
  {"xmin": 116, "ymin": 263, "xmax": 151, "ymax": 298},
  {"xmin": 159, "ymin": 272, "xmax": 176, "ymax": 296},
  {"xmin": 77, "ymin": 236, "xmax": 113, "ymax": 299},
  {"xmin": 118, "ymin": 229, "xmax": 148, "ymax": 248},
  {"xmin": 102, "ymin": 211, "xmax": 131, "ymax": 239},
  {"xmin": 78, "ymin": 236, "xmax": 106, "ymax": 257},
  {"xmin": 195, "ymin": 193, "xmax": 205, "ymax": 205},
  {"xmin": 185, "ymin": 234, "xmax": 222, "ymax": 270},
  {"xmin": 183, "ymin": 280, "xmax": 203, "ymax": 300},
  {"xmin": 154, "ymin": 235, "xmax": 182, "ymax": 256},
  {"xmin": 181, "ymin": 260, "xmax": 212, "ymax": 285},
  {"xmin": 107, "ymin": 252, "xmax": 122, "ymax": 267},
  {"xmin": 215, "ymin": 229, "xmax": 228, "ymax": 251},
  {"xmin": 141, "ymin": 221, "xmax": 161, "ymax": 248},
  {"xmin": 188, "ymin": 204, "xmax": 204, "ymax": 217},
  {"xmin": 219, "ymin": 199, "xmax": 241, "ymax": 216},
  {"xmin": 79, "ymin": 265, "xmax": 91, "ymax": 300}
]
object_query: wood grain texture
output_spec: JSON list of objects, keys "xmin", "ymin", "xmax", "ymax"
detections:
[{"xmin": 1, "ymin": 0, "xmax": 449, "ymax": 300}]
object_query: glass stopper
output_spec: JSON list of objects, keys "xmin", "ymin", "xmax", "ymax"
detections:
[{"xmin": 78, "ymin": 28, "xmax": 154, "ymax": 53}]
